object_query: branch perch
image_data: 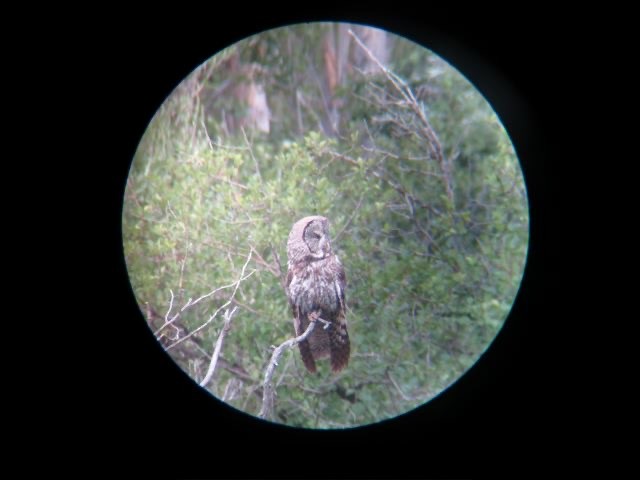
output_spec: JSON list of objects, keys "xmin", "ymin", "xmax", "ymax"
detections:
[{"xmin": 258, "ymin": 318, "xmax": 319, "ymax": 421}]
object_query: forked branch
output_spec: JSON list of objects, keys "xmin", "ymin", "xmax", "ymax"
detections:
[
  {"xmin": 258, "ymin": 318, "xmax": 319, "ymax": 421},
  {"xmin": 160, "ymin": 251, "xmax": 255, "ymax": 351}
]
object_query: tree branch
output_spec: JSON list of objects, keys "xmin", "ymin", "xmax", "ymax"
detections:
[
  {"xmin": 249, "ymin": 244, "xmax": 280, "ymax": 278},
  {"xmin": 199, "ymin": 306, "xmax": 238, "ymax": 388},
  {"xmin": 163, "ymin": 250, "xmax": 255, "ymax": 350},
  {"xmin": 258, "ymin": 319, "xmax": 318, "ymax": 421},
  {"xmin": 348, "ymin": 28, "xmax": 454, "ymax": 204}
]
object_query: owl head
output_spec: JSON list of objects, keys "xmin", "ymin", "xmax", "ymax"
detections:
[{"xmin": 287, "ymin": 216, "xmax": 333, "ymax": 264}]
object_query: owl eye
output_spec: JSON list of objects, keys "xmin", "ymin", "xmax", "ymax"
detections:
[{"xmin": 313, "ymin": 233, "xmax": 322, "ymax": 239}]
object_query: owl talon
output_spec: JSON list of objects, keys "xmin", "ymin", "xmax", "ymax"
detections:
[
  {"xmin": 318, "ymin": 317, "xmax": 331, "ymax": 330},
  {"xmin": 307, "ymin": 312, "xmax": 330, "ymax": 330}
]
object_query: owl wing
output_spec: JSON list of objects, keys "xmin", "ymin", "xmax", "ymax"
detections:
[
  {"xmin": 328, "ymin": 256, "xmax": 350, "ymax": 373},
  {"xmin": 286, "ymin": 265, "xmax": 318, "ymax": 373},
  {"xmin": 334, "ymin": 257, "xmax": 346, "ymax": 312}
]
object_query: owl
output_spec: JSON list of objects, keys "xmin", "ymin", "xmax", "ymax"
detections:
[{"xmin": 285, "ymin": 216, "xmax": 350, "ymax": 373}]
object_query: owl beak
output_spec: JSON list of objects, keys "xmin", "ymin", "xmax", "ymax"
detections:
[{"xmin": 324, "ymin": 240, "xmax": 332, "ymax": 256}]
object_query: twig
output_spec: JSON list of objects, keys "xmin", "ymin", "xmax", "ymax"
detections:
[
  {"xmin": 164, "ymin": 289, "xmax": 175, "ymax": 324},
  {"xmin": 163, "ymin": 251, "xmax": 256, "ymax": 350},
  {"xmin": 230, "ymin": 298, "xmax": 261, "ymax": 315},
  {"xmin": 249, "ymin": 244, "xmax": 280, "ymax": 278},
  {"xmin": 202, "ymin": 117, "xmax": 216, "ymax": 154},
  {"xmin": 191, "ymin": 339, "xmax": 257, "ymax": 384},
  {"xmin": 154, "ymin": 251, "xmax": 254, "ymax": 338},
  {"xmin": 348, "ymin": 29, "xmax": 454, "ymax": 204},
  {"xmin": 199, "ymin": 306, "xmax": 238, "ymax": 388},
  {"xmin": 258, "ymin": 319, "xmax": 318, "ymax": 420},
  {"xmin": 210, "ymin": 175, "xmax": 249, "ymax": 191},
  {"xmin": 386, "ymin": 370, "xmax": 414, "ymax": 401}
]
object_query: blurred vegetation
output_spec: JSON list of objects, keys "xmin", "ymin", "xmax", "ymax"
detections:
[{"xmin": 123, "ymin": 23, "xmax": 528, "ymax": 428}]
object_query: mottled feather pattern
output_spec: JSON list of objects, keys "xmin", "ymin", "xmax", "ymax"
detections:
[{"xmin": 286, "ymin": 216, "xmax": 350, "ymax": 373}]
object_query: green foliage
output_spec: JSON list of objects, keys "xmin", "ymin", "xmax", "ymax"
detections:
[{"xmin": 122, "ymin": 23, "xmax": 528, "ymax": 428}]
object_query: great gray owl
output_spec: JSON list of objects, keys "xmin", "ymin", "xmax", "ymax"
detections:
[{"xmin": 285, "ymin": 216, "xmax": 350, "ymax": 373}]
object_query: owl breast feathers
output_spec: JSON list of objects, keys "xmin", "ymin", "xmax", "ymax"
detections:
[{"xmin": 285, "ymin": 216, "xmax": 350, "ymax": 373}]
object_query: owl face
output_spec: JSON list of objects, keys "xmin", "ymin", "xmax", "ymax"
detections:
[{"xmin": 303, "ymin": 219, "xmax": 332, "ymax": 259}]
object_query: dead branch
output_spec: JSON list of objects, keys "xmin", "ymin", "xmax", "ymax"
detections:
[
  {"xmin": 258, "ymin": 319, "xmax": 318, "ymax": 421},
  {"xmin": 154, "ymin": 251, "xmax": 253, "ymax": 338},
  {"xmin": 249, "ymin": 244, "xmax": 281, "ymax": 278},
  {"xmin": 199, "ymin": 306, "xmax": 239, "ymax": 388},
  {"xmin": 162, "ymin": 250, "xmax": 256, "ymax": 350},
  {"xmin": 348, "ymin": 29, "xmax": 454, "ymax": 204}
]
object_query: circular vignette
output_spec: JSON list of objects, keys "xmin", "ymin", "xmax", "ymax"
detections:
[{"xmin": 122, "ymin": 21, "xmax": 529, "ymax": 430}]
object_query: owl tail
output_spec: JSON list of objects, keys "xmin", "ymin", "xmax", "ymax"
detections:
[
  {"xmin": 329, "ymin": 318, "xmax": 350, "ymax": 373},
  {"xmin": 298, "ymin": 339, "xmax": 317, "ymax": 373}
]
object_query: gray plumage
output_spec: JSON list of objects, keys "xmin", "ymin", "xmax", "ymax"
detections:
[{"xmin": 285, "ymin": 216, "xmax": 350, "ymax": 373}]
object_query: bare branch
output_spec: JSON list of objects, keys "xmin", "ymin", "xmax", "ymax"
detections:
[
  {"xmin": 210, "ymin": 174, "xmax": 250, "ymax": 191},
  {"xmin": 154, "ymin": 251, "xmax": 254, "ymax": 338},
  {"xmin": 258, "ymin": 319, "xmax": 318, "ymax": 421},
  {"xmin": 164, "ymin": 289, "xmax": 175, "ymax": 324},
  {"xmin": 199, "ymin": 306, "xmax": 238, "ymax": 388},
  {"xmin": 249, "ymin": 244, "xmax": 281, "ymax": 278},
  {"xmin": 191, "ymin": 337, "xmax": 257, "ymax": 384},
  {"xmin": 162, "ymin": 251, "xmax": 256, "ymax": 350},
  {"xmin": 230, "ymin": 298, "xmax": 261, "ymax": 315},
  {"xmin": 348, "ymin": 29, "xmax": 454, "ymax": 204},
  {"xmin": 348, "ymin": 29, "xmax": 409, "ymax": 101}
]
